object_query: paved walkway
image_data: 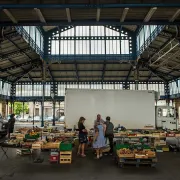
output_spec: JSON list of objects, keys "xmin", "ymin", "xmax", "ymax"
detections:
[{"xmin": 1, "ymin": 149, "xmax": 180, "ymax": 180}]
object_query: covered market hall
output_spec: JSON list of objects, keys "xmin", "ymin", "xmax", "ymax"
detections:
[{"xmin": 0, "ymin": 1, "xmax": 180, "ymax": 180}]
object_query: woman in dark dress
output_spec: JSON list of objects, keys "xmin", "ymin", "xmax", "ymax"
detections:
[{"xmin": 77, "ymin": 117, "xmax": 87, "ymax": 157}]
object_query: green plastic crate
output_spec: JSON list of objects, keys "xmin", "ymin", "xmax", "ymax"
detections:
[
  {"xmin": 25, "ymin": 134, "xmax": 40, "ymax": 139},
  {"xmin": 134, "ymin": 144, "xmax": 150, "ymax": 149},
  {"xmin": 116, "ymin": 144, "xmax": 130, "ymax": 150},
  {"xmin": 116, "ymin": 144, "xmax": 150, "ymax": 150},
  {"xmin": 59, "ymin": 142, "xmax": 72, "ymax": 151}
]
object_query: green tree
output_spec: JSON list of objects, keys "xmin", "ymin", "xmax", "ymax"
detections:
[{"xmin": 9, "ymin": 102, "xmax": 29, "ymax": 115}]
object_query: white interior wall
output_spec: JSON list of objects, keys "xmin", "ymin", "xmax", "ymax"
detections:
[{"xmin": 65, "ymin": 89, "xmax": 155, "ymax": 129}]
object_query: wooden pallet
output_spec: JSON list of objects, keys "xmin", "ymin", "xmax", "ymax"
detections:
[
  {"xmin": 116, "ymin": 156, "xmax": 157, "ymax": 168},
  {"xmin": 59, "ymin": 151, "xmax": 72, "ymax": 164}
]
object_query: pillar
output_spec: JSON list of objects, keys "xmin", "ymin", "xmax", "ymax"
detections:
[
  {"xmin": 22, "ymin": 102, "xmax": 24, "ymax": 119},
  {"xmin": 41, "ymin": 60, "xmax": 46, "ymax": 127},
  {"xmin": 174, "ymin": 99, "xmax": 180, "ymax": 123},
  {"xmin": 53, "ymin": 100, "xmax": 55, "ymax": 126},
  {"xmin": 134, "ymin": 67, "xmax": 139, "ymax": 90},
  {"xmin": 6, "ymin": 100, "xmax": 9, "ymax": 117},
  {"xmin": 165, "ymin": 83, "xmax": 170, "ymax": 106},
  {"xmin": 59, "ymin": 101, "xmax": 61, "ymax": 119},
  {"xmin": 33, "ymin": 101, "xmax": 35, "ymax": 127}
]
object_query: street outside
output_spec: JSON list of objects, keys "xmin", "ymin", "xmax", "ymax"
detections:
[{"xmin": 14, "ymin": 121, "xmax": 65, "ymax": 131}]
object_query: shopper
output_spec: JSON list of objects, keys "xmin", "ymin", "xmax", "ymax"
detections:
[
  {"xmin": 93, "ymin": 121, "xmax": 106, "ymax": 159},
  {"xmin": 8, "ymin": 114, "xmax": 16, "ymax": 136},
  {"xmin": 94, "ymin": 114, "xmax": 104, "ymax": 127},
  {"xmin": 105, "ymin": 116, "xmax": 114, "ymax": 155},
  {"xmin": 77, "ymin": 117, "xmax": 88, "ymax": 157}
]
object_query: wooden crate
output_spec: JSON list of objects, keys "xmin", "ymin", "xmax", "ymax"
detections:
[
  {"xmin": 32, "ymin": 144, "xmax": 41, "ymax": 149},
  {"xmin": 119, "ymin": 154, "xmax": 134, "ymax": 158},
  {"xmin": 135, "ymin": 154, "xmax": 148, "ymax": 159},
  {"xmin": 60, "ymin": 151, "xmax": 72, "ymax": 164},
  {"xmin": 42, "ymin": 143, "xmax": 60, "ymax": 149}
]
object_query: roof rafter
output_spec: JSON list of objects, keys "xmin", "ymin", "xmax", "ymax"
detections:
[
  {"xmin": 3, "ymin": 9, "xmax": 18, "ymax": 23},
  {"xmin": 150, "ymin": 39, "xmax": 179, "ymax": 66},
  {"xmin": 74, "ymin": 62, "xmax": 79, "ymax": 82},
  {"xmin": 0, "ymin": 47, "xmax": 32, "ymax": 60},
  {"xmin": 66, "ymin": 8, "xmax": 71, "ymax": 22},
  {"xmin": 144, "ymin": 7, "xmax": 157, "ymax": 22},
  {"xmin": 0, "ymin": 58, "xmax": 40, "ymax": 73},
  {"xmin": 13, "ymin": 65, "xmax": 39, "ymax": 83},
  {"xmin": 120, "ymin": 8, "xmax": 129, "ymax": 22},
  {"xmin": 4, "ymin": 20, "xmax": 180, "ymax": 26},
  {"xmin": 145, "ymin": 66, "xmax": 167, "ymax": 82},
  {"xmin": 7, "ymin": 58, "xmax": 34, "ymax": 82},
  {"xmin": 3, "ymin": 3, "xmax": 180, "ymax": 8},
  {"xmin": 144, "ymin": 64, "xmax": 179, "ymax": 82},
  {"xmin": 27, "ymin": 75, "xmax": 159, "ymax": 79},
  {"xmin": 34, "ymin": 8, "xmax": 46, "ymax": 23},
  {"xmin": 5, "ymin": 35, "xmax": 34, "ymax": 61},
  {"xmin": 32, "ymin": 69, "xmax": 149, "ymax": 72},
  {"xmin": 125, "ymin": 66, "xmax": 133, "ymax": 82},
  {"xmin": 47, "ymin": 66, "xmax": 54, "ymax": 82},
  {"xmin": 147, "ymin": 72, "xmax": 153, "ymax": 82},
  {"xmin": 147, "ymin": 36, "xmax": 176, "ymax": 64},
  {"xmin": 169, "ymin": 9, "xmax": 180, "ymax": 22},
  {"xmin": 96, "ymin": 8, "xmax": 101, "ymax": 22},
  {"xmin": 101, "ymin": 61, "xmax": 106, "ymax": 82}
]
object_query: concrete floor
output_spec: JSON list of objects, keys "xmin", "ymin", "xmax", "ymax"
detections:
[{"xmin": 1, "ymin": 149, "xmax": 180, "ymax": 180}]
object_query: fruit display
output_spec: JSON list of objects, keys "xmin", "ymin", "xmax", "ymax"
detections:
[
  {"xmin": 7, "ymin": 139, "xmax": 21, "ymax": 145},
  {"xmin": 119, "ymin": 148, "xmax": 133, "ymax": 154},
  {"xmin": 134, "ymin": 149, "xmax": 156, "ymax": 159},
  {"xmin": 117, "ymin": 148, "xmax": 134, "ymax": 158},
  {"xmin": 27, "ymin": 129, "xmax": 38, "ymax": 136},
  {"xmin": 144, "ymin": 150, "xmax": 156, "ymax": 158},
  {"xmin": 117, "ymin": 147, "xmax": 156, "ymax": 159}
]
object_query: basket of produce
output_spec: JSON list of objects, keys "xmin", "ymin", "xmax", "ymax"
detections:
[
  {"xmin": 135, "ymin": 154, "xmax": 148, "ymax": 159},
  {"xmin": 134, "ymin": 149, "xmax": 150, "ymax": 159},
  {"xmin": 117, "ymin": 148, "xmax": 134, "ymax": 158},
  {"xmin": 25, "ymin": 130, "xmax": 40, "ymax": 140},
  {"xmin": 144, "ymin": 150, "xmax": 156, "ymax": 158}
]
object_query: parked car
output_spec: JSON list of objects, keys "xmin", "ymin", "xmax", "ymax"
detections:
[
  {"xmin": 58, "ymin": 116, "xmax": 65, "ymax": 122},
  {"xmin": 33, "ymin": 116, "xmax": 41, "ymax": 122},
  {"xmin": 44, "ymin": 116, "xmax": 53, "ymax": 121}
]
